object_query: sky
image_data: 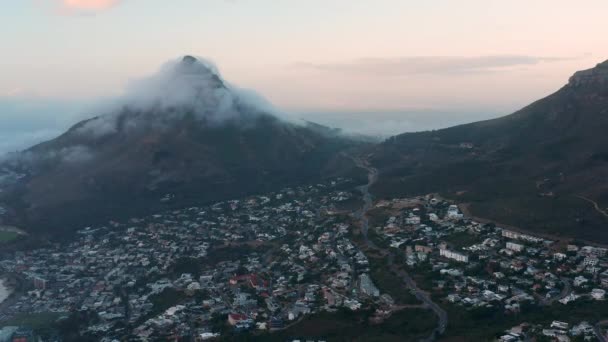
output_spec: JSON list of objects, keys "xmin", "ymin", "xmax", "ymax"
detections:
[{"xmin": 1, "ymin": 0, "xmax": 608, "ymax": 153}]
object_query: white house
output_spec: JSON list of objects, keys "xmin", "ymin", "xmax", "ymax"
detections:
[
  {"xmin": 591, "ymin": 288, "xmax": 606, "ymax": 300},
  {"xmin": 440, "ymin": 248, "xmax": 469, "ymax": 263},
  {"xmin": 506, "ymin": 242, "xmax": 524, "ymax": 252}
]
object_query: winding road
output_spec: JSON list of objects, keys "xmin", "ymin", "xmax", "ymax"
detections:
[
  {"xmin": 595, "ymin": 321, "xmax": 608, "ymax": 342},
  {"xmin": 576, "ymin": 195, "xmax": 608, "ymax": 219},
  {"xmin": 351, "ymin": 155, "xmax": 448, "ymax": 341}
]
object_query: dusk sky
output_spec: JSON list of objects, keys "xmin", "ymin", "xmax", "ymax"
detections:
[{"xmin": 2, "ymin": 0, "xmax": 608, "ymax": 152}]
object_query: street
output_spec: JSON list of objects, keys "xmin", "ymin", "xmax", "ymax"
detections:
[{"xmin": 351, "ymin": 155, "xmax": 448, "ymax": 341}]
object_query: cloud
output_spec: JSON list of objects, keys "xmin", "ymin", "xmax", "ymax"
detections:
[
  {"xmin": 63, "ymin": 0, "xmax": 120, "ymax": 10},
  {"xmin": 75, "ymin": 56, "xmax": 290, "ymax": 137},
  {"xmin": 41, "ymin": 0, "xmax": 124, "ymax": 14},
  {"xmin": 295, "ymin": 55, "xmax": 577, "ymax": 76}
]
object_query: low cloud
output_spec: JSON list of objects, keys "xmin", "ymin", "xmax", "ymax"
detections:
[
  {"xmin": 295, "ymin": 55, "xmax": 576, "ymax": 76},
  {"xmin": 76, "ymin": 56, "xmax": 289, "ymax": 137}
]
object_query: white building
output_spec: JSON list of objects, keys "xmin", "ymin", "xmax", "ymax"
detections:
[
  {"xmin": 581, "ymin": 246, "xmax": 607, "ymax": 257},
  {"xmin": 440, "ymin": 248, "xmax": 469, "ymax": 263},
  {"xmin": 506, "ymin": 242, "xmax": 524, "ymax": 252},
  {"xmin": 553, "ymin": 253, "xmax": 567, "ymax": 261},
  {"xmin": 550, "ymin": 321, "xmax": 569, "ymax": 330},
  {"xmin": 502, "ymin": 229, "xmax": 520, "ymax": 240},
  {"xmin": 406, "ymin": 216, "xmax": 421, "ymax": 225},
  {"xmin": 567, "ymin": 244, "xmax": 580, "ymax": 252},
  {"xmin": 446, "ymin": 205, "xmax": 463, "ymax": 219},
  {"xmin": 574, "ymin": 276, "xmax": 589, "ymax": 287},
  {"xmin": 359, "ymin": 273, "xmax": 380, "ymax": 297},
  {"xmin": 583, "ymin": 256, "xmax": 599, "ymax": 267},
  {"xmin": 591, "ymin": 288, "xmax": 606, "ymax": 300}
]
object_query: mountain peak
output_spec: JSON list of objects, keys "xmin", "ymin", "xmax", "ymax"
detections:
[
  {"xmin": 568, "ymin": 59, "xmax": 608, "ymax": 87},
  {"xmin": 181, "ymin": 55, "xmax": 198, "ymax": 64}
]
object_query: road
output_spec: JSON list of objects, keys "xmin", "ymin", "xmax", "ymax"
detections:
[
  {"xmin": 352, "ymin": 156, "xmax": 379, "ymax": 249},
  {"xmin": 576, "ymin": 195, "xmax": 608, "ymax": 219},
  {"xmin": 534, "ymin": 277, "xmax": 571, "ymax": 306},
  {"xmin": 351, "ymin": 155, "xmax": 448, "ymax": 341},
  {"xmin": 595, "ymin": 320, "xmax": 608, "ymax": 342},
  {"xmin": 386, "ymin": 253, "xmax": 448, "ymax": 341}
]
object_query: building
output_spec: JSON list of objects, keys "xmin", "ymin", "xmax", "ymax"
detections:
[
  {"xmin": 581, "ymin": 246, "xmax": 607, "ymax": 257},
  {"xmin": 269, "ymin": 317, "xmax": 284, "ymax": 329},
  {"xmin": 440, "ymin": 248, "xmax": 469, "ymax": 263},
  {"xmin": 359, "ymin": 273, "xmax": 380, "ymax": 297},
  {"xmin": 591, "ymin": 288, "xmax": 606, "ymax": 300},
  {"xmin": 446, "ymin": 205, "xmax": 462, "ymax": 219},
  {"xmin": 406, "ymin": 216, "xmax": 421, "ymax": 225},
  {"xmin": 415, "ymin": 245, "xmax": 433, "ymax": 254},
  {"xmin": 33, "ymin": 276, "xmax": 47, "ymax": 291},
  {"xmin": 502, "ymin": 230, "xmax": 521, "ymax": 240},
  {"xmin": 0, "ymin": 327, "xmax": 18, "ymax": 342},
  {"xmin": 553, "ymin": 253, "xmax": 567, "ymax": 261},
  {"xmin": 550, "ymin": 321, "xmax": 569, "ymax": 330},
  {"xmin": 506, "ymin": 242, "xmax": 524, "ymax": 252},
  {"xmin": 567, "ymin": 244, "xmax": 580, "ymax": 252},
  {"xmin": 10, "ymin": 328, "xmax": 34, "ymax": 342},
  {"xmin": 574, "ymin": 276, "xmax": 589, "ymax": 287},
  {"xmin": 227, "ymin": 313, "xmax": 248, "ymax": 326},
  {"xmin": 583, "ymin": 256, "xmax": 599, "ymax": 267},
  {"xmin": 502, "ymin": 229, "xmax": 544, "ymax": 244}
]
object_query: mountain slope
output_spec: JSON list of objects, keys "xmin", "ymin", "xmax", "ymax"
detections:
[
  {"xmin": 372, "ymin": 60, "xmax": 608, "ymax": 242},
  {"xmin": 0, "ymin": 56, "xmax": 365, "ymax": 237}
]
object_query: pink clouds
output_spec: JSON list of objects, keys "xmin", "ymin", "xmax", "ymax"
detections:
[{"xmin": 56, "ymin": 0, "xmax": 123, "ymax": 13}]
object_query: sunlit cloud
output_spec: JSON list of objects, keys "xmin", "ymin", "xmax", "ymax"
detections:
[
  {"xmin": 295, "ymin": 55, "xmax": 579, "ymax": 76},
  {"xmin": 63, "ymin": 0, "xmax": 121, "ymax": 10},
  {"xmin": 40, "ymin": 0, "xmax": 124, "ymax": 14}
]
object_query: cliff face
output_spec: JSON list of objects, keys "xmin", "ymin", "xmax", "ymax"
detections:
[{"xmin": 569, "ymin": 60, "xmax": 608, "ymax": 87}]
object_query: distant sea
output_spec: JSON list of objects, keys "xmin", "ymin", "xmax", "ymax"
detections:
[{"xmin": 296, "ymin": 110, "xmax": 503, "ymax": 138}]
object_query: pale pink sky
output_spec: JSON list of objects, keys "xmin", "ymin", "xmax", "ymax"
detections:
[{"xmin": 2, "ymin": 0, "xmax": 608, "ymax": 112}]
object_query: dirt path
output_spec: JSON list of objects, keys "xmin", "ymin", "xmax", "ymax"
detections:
[{"xmin": 576, "ymin": 195, "xmax": 608, "ymax": 218}]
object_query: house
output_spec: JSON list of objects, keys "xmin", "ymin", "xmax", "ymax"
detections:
[
  {"xmin": 440, "ymin": 248, "xmax": 469, "ymax": 263},
  {"xmin": 553, "ymin": 253, "xmax": 567, "ymax": 261},
  {"xmin": 228, "ymin": 313, "xmax": 252, "ymax": 327},
  {"xmin": 359, "ymin": 273, "xmax": 380, "ymax": 297},
  {"xmin": 415, "ymin": 245, "xmax": 433, "ymax": 254},
  {"xmin": 446, "ymin": 205, "xmax": 462, "ymax": 219},
  {"xmin": 550, "ymin": 321, "xmax": 569, "ymax": 330},
  {"xmin": 502, "ymin": 230, "xmax": 521, "ymax": 240},
  {"xmin": 574, "ymin": 276, "xmax": 589, "ymax": 287},
  {"xmin": 406, "ymin": 216, "xmax": 421, "ymax": 225},
  {"xmin": 583, "ymin": 256, "xmax": 599, "ymax": 267},
  {"xmin": 200, "ymin": 332, "xmax": 220, "ymax": 340},
  {"xmin": 9, "ymin": 327, "xmax": 35, "ymax": 342},
  {"xmin": 591, "ymin": 288, "xmax": 606, "ymax": 300},
  {"xmin": 506, "ymin": 242, "xmax": 524, "ymax": 253},
  {"xmin": 567, "ymin": 245, "xmax": 580, "ymax": 252}
]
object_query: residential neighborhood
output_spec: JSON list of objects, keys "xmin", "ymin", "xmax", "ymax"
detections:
[
  {"xmin": 0, "ymin": 178, "xmax": 398, "ymax": 341},
  {"xmin": 1, "ymin": 180, "xmax": 608, "ymax": 341},
  {"xmin": 369, "ymin": 195, "xmax": 608, "ymax": 341}
]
